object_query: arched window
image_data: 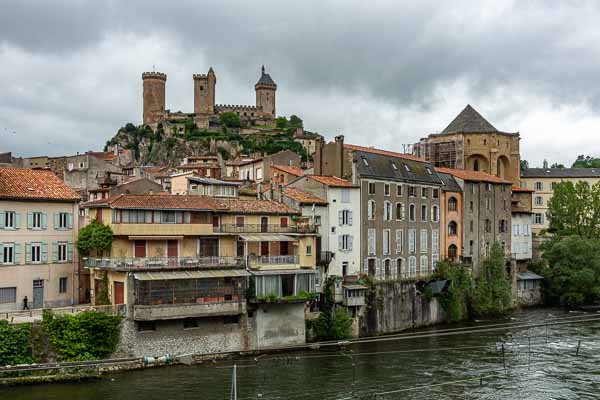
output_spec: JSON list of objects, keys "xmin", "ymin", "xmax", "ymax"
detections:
[
  {"xmin": 448, "ymin": 196, "xmax": 458, "ymax": 212},
  {"xmin": 384, "ymin": 259, "xmax": 391, "ymax": 279},
  {"xmin": 409, "ymin": 204, "xmax": 416, "ymax": 222},
  {"xmin": 473, "ymin": 160, "xmax": 480, "ymax": 171},
  {"xmin": 368, "ymin": 200, "xmax": 376, "ymax": 220},
  {"xmin": 448, "ymin": 244, "xmax": 458, "ymax": 261},
  {"xmin": 408, "ymin": 256, "xmax": 416, "ymax": 277},
  {"xmin": 396, "ymin": 203, "xmax": 404, "ymax": 220},
  {"xmin": 448, "ymin": 221, "xmax": 458, "ymax": 236},
  {"xmin": 397, "ymin": 258, "xmax": 404, "ymax": 278}
]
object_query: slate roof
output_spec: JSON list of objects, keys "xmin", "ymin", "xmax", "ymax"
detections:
[
  {"xmin": 354, "ymin": 151, "xmax": 443, "ymax": 185},
  {"xmin": 0, "ymin": 167, "xmax": 80, "ymax": 202},
  {"xmin": 442, "ymin": 105, "xmax": 498, "ymax": 134},
  {"xmin": 436, "ymin": 167, "xmax": 512, "ymax": 185},
  {"xmin": 256, "ymin": 66, "xmax": 276, "ymax": 86},
  {"xmin": 521, "ymin": 168, "xmax": 600, "ymax": 178},
  {"xmin": 437, "ymin": 171, "xmax": 462, "ymax": 192},
  {"xmin": 344, "ymin": 144, "xmax": 424, "ymax": 162}
]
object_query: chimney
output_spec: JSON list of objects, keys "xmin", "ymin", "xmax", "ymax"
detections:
[
  {"xmin": 295, "ymin": 127, "xmax": 303, "ymax": 138},
  {"xmin": 334, "ymin": 135, "xmax": 345, "ymax": 178},
  {"xmin": 314, "ymin": 137, "xmax": 324, "ymax": 175}
]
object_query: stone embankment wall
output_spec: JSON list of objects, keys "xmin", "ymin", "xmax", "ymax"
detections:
[{"xmin": 360, "ymin": 281, "xmax": 445, "ymax": 336}]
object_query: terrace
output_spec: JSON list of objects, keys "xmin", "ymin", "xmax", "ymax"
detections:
[{"xmin": 84, "ymin": 256, "xmax": 244, "ymax": 271}]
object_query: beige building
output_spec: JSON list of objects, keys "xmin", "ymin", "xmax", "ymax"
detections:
[
  {"xmin": 520, "ymin": 168, "xmax": 600, "ymax": 234},
  {"xmin": 0, "ymin": 168, "xmax": 80, "ymax": 311}
]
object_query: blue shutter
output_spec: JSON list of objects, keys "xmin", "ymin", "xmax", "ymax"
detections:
[
  {"xmin": 42, "ymin": 213, "xmax": 48, "ymax": 230},
  {"xmin": 14, "ymin": 213, "xmax": 20, "ymax": 229},
  {"xmin": 348, "ymin": 211, "xmax": 353, "ymax": 226},
  {"xmin": 0, "ymin": 212, "xmax": 4, "ymax": 229},
  {"xmin": 54, "ymin": 213, "xmax": 59, "ymax": 229},
  {"xmin": 348, "ymin": 235, "xmax": 353, "ymax": 251},
  {"xmin": 68, "ymin": 243, "xmax": 74, "ymax": 262},
  {"xmin": 338, "ymin": 235, "xmax": 343, "ymax": 251},
  {"xmin": 27, "ymin": 212, "xmax": 33, "ymax": 229},
  {"xmin": 25, "ymin": 243, "xmax": 32, "ymax": 264},
  {"xmin": 338, "ymin": 210, "xmax": 343, "ymax": 226},
  {"xmin": 41, "ymin": 242, "xmax": 48, "ymax": 263},
  {"xmin": 14, "ymin": 243, "xmax": 21, "ymax": 264},
  {"xmin": 67, "ymin": 213, "xmax": 73, "ymax": 229},
  {"xmin": 52, "ymin": 241, "xmax": 58, "ymax": 263}
]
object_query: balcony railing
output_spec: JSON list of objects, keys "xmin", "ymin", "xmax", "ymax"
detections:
[
  {"xmin": 247, "ymin": 255, "xmax": 299, "ymax": 266},
  {"xmin": 84, "ymin": 256, "xmax": 244, "ymax": 270},
  {"xmin": 213, "ymin": 224, "xmax": 315, "ymax": 234},
  {"xmin": 317, "ymin": 251, "xmax": 334, "ymax": 266}
]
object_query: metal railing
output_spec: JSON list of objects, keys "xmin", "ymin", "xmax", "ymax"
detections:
[
  {"xmin": 213, "ymin": 224, "xmax": 315, "ymax": 234},
  {"xmin": 1, "ymin": 304, "xmax": 126, "ymax": 323},
  {"xmin": 247, "ymin": 255, "xmax": 299, "ymax": 265},
  {"xmin": 317, "ymin": 251, "xmax": 334, "ymax": 265},
  {"xmin": 84, "ymin": 256, "xmax": 244, "ymax": 270}
]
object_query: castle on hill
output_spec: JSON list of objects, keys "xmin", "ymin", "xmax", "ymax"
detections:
[{"xmin": 142, "ymin": 66, "xmax": 277, "ymax": 128}]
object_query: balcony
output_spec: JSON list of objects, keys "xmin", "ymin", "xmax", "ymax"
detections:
[
  {"xmin": 85, "ymin": 256, "xmax": 244, "ymax": 271},
  {"xmin": 317, "ymin": 251, "xmax": 334, "ymax": 266},
  {"xmin": 133, "ymin": 301, "xmax": 246, "ymax": 321},
  {"xmin": 247, "ymin": 255, "xmax": 299, "ymax": 269},
  {"xmin": 343, "ymin": 296, "xmax": 366, "ymax": 307},
  {"xmin": 111, "ymin": 223, "xmax": 214, "ymax": 237},
  {"xmin": 213, "ymin": 224, "xmax": 315, "ymax": 234}
]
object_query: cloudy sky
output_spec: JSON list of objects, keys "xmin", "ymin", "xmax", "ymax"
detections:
[{"xmin": 2, "ymin": 0, "xmax": 600, "ymax": 167}]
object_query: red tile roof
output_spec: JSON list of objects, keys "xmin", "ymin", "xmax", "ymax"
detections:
[
  {"xmin": 435, "ymin": 167, "xmax": 512, "ymax": 184},
  {"xmin": 272, "ymin": 164, "xmax": 304, "ymax": 177},
  {"xmin": 344, "ymin": 144, "xmax": 424, "ymax": 162},
  {"xmin": 87, "ymin": 151, "xmax": 117, "ymax": 161},
  {"xmin": 283, "ymin": 187, "xmax": 327, "ymax": 205},
  {"xmin": 0, "ymin": 167, "xmax": 80, "ymax": 202},
  {"xmin": 215, "ymin": 198, "xmax": 299, "ymax": 214},
  {"xmin": 307, "ymin": 175, "xmax": 355, "ymax": 187},
  {"xmin": 511, "ymin": 185, "xmax": 534, "ymax": 193}
]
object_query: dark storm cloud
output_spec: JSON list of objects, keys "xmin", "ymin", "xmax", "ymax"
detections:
[{"xmin": 2, "ymin": 0, "xmax": 600, "ymax": 165}]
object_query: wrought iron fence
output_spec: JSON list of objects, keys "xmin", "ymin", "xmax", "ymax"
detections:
[
  {"xmin": 84, "ymin": 256, "xmax": 244, "ymax": 270},
  {"xmin": 247, "ymin": 255, "xmax": 299, "ymax": 266},
  {"xmin": 213, "ymin": 224, "xmax": 315, "ymax": 234}
]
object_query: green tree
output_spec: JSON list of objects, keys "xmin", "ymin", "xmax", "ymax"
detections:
[
  {"xmin": 533, "ymin": 237, "xmax": 600, "ymax": 306},
  {"xmin": 572, "ymin": 155, "xmax": 600, "ymax": 169},
  {"xmin": 432, "ymin": 260, "xmax": 472, "ymax": 322},
  {"xmin": 469, "ymin": 242, "xmax": 513, "ymax": 318},
  {"xmin": 520, "ymin": 159, "xmax": 529, "ymax": 170},
  {"xmin": 219, "ymin": 112, "xmax": 241, "ymax": 128},
  {"xmin": 314, "ymin": 307, "xmax": 353, "ymax": 341},
  {"xmin": 275, "ymin": 116, "xmax": 288, "ymax": 129},
  {"xmin": 546, "ymin": 181, "xmax": 600, "ymax": 238},
  {"xmin": 288, "ymin": 115, "xmax": 303, "ymax": 128},
  {"xmin": 77, "ymin": 220, "xmax": 114, "ymax": 257}
]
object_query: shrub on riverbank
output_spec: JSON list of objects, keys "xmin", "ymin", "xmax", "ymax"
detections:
[
  {"xmin": 0, "ymin": 321, "xmax": 34, "ymax": 366},
  {"xmin": 42, "ymin": 311, "xmax": 122, "ymax": 361}
]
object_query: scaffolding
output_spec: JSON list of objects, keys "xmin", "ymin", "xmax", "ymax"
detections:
[{"xmin": 413, "ymin": 138, "xmax": 464, "ymax": 169}]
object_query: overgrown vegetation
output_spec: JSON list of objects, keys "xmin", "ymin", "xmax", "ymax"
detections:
[
  {"xmin": 0, "ymin": 321, "xmax": 34, "ymax": 365},
  {"xmin": 42, "ymin": 311, "xmax": 122, "ymax": 361},
  {"xmin": 431, "ymin": 261, "xmax": 471, "ymax": 322},
  {"xmin": 219, "ymin": 112, "xmax": 241, "ymax": 128},
  {"xmin": 256, "ymin": 291, "xmax": 318, "ymax": 303},
  {"xmin": 312, "ymin": 277, "xmax": 352, "ymax": 341},
  {"xmin": 77, "ymin": 219, "xmax": 114, "ymax": 257}
]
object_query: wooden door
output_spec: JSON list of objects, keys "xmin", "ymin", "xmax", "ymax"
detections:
[
  {"xmin": 167, "ymin": 240, "xmax": 178, "ymax": 258},
  {"xmin": 261, "ymin": 217, "xmax": 269, "ymax": 232},
  {"xmin": 114, "ymin": 282, "xmax": 125, "ymax": 304},
  {"xmin": 260, "ymin": 241, "xmax": 269, "ymax": 256},
  {"xmin": 134, "ymin": 240, "xmax": 146, "ymax": 258}
]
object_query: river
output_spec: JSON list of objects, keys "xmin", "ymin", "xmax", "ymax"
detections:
[{"xmin": 4, "ymin": 308, "xmax": 600, "ymax": 399}]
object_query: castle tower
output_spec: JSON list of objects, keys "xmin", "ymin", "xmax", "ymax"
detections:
[
  {"xmin": 194, "ymin": 67, "xmax": 216, "ymax": 115},
  {"xmin": 142, "ymin": 71, "xmax": 167, "ymax": 125},
  {"xmin": 255, "ymin": 65, "xmax": 277, "ymax": 118}
]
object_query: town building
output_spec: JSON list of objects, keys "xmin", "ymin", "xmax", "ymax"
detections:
[
  {"xmin": 293, "ymin": 128, "xmax": 324, "ymax": 158},
  {"xmin": 0, "ymin": 168, "xmax": 80, "ymax": 311},
  {"xmin": 511, "ymin": 186, "xmax": 533, "ymax": 269},
  {"xmin": 170, "ymin": 173, "xmax": 240, "ymax": 198},
  {"xmin": 520, "ymin": 167, "xmax": 600, "ymax": 234},
  {"xmin": 238, "ymin": 150, "xmax": 302, "ymax": 182},
  {"xmin": 415, "ymin": 105, "xmax": 521, "ymax": 184},
  {"xmin": 270, "ymin": 164, "xmax": 305, "ymax": 185},
  {"xmin": 82, "ymin": 194, "xmax": 317, "ymax": 356},
  {"xmin": 436, "ymin": 171, "xmax": 463, "ymax": 263},
  {"xmin": 142, "ymin": 66, "xmax": 277, "ymax": 128},
  {"xmin": 436, "ymin": 168, "xmax": 513, "ymax": 275}
]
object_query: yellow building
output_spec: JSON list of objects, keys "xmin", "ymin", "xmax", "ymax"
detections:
[{"xmin": 520, "ymin": 168, "xmax": 600, "ymax": 234}]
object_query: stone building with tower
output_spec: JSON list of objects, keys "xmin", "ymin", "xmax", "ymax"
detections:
[
  {"xmin": 414, "ymin": 105, "xmax": 521, "ymax": 185},
  {"xmin": 142, "ymin": 66, "xmax": 277, "ymax": 128}
]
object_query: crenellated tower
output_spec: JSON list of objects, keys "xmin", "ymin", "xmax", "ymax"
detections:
[
  {"xmin": 142, "ymin": 71, "xmax": 167, "ymax": 124},
  {"xmin": 194, "ymin": 67, "xmax": 216, "ymax": 115},
  {"xmin": 255, "ymin": 65, "xmax": 277, "ymax": 118}
]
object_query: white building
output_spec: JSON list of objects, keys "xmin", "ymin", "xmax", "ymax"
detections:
[{"xmin": 511, "ymin": 212, "xmax": 532, "ymax": 261}]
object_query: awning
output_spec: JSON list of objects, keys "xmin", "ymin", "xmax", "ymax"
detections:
[
  {"xmin": 251, "ymin": 269, "xmax": 316, "ymax": 276},
  {"xmin": 517, "ymin": 271, "xmax": 544, "ymax": 281},
  {"xmin": 134, "ymin": 269, "xmax": 251, "ymax": 281},
  {"xmin": 128, "ymin": 236, "xmax": 184, "ymax": 240},
  {"xmin": 239, "ymin": 234, "xmax": 297, "ymax": 242}
]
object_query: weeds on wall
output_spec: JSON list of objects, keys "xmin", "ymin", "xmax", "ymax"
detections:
[
  {"xmin": 0, "ymin": 321, "xmax": 35, "ymax": 365},
  {"xmin": 312, "ymin": 277, "xmax": 352, "ymax": 341}
]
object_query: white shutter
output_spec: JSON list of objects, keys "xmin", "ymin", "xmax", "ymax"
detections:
[
  {"xmin": 338, "ymin": 235, "xmax": 343, "ymax": 251},
  {"xmin": 339, "ymin": 210, "xmax": 344, "ymax": 225},
  {"xmin": 368, "ymin": 229, "xmax": 376, "ymax": 255},
  {"xmin": 348, "ymin": 235, "xmax": 353, "ymax": 251},
  {"xmin": 348, "ymin": 211, "xmax": 353, "ymax": 226},
  {"xmin": 0, "ymin": 212, "xmax": 4, "ymax": 229}
]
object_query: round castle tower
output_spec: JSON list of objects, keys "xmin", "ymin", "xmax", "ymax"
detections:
[
  {"xmin": 142, "ymin": 71, "xmax": 167, "ymax": 125},
  {"xmin": 255, "ymin": 66, "xmax": 277, "ymax": 118}
]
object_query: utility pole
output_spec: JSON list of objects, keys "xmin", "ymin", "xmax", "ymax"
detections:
[{"xmin": 230, "ymin": 364, "xmax": 237, "ymax": 400}]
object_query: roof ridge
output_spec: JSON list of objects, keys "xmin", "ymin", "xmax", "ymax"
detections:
[{"xmin": 441, "ymin": 105, "xmax": 498, "ymax": 134}]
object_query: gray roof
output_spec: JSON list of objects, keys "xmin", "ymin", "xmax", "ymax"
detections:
[
  {"xmin": 442, "ymin": 105, "xmax": 498, "ymax": 134},
  {"xmin": 354, "ymin": 151, "xmax": 443, "ymax": 185},
  {"xmin": 517, "ymin": 271, "xmax": 544, "ymax": 281},
  {"xmin": 256, "ymin": 66, "xmax": 276, "ymax": 86},
  {"xmin": 521, "ymin": 168, "xmax": 600, "ymax": 179},
  {"xmin": 437, "ymin": 171, "xmax": 462, "ymax": 192},
  {"xmin": 187, "ymin": 176, "xmax": 240, "ymax": 186}
]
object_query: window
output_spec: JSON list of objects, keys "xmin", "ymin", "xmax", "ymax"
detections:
[
  {"xmin": 404, "ymin": 164, "xmax": 411, "ymax": 172},
  {"xmin": 342, "ymin": 262, "xmax": 348, "ymax": 277},
  {"xmin": 2, "ymin": 211, "xmax": 17, "ymax": 229},
  {"xmin": 2, "ymin": 243, "xmax": 15, "ymax": 264},
  {"xmin": 391, "ymin": 162, "xmax": 398, "ymax": 171},
  {"xmin": 56, "ymin": 212, "xmax": 70, "ymax": 229},
  {"xmin": 486, "ymin": 183, "xmax": 492, "ymax": 192},
  {"xmin": 448, "ymin": 197, "xmax": 458, "ymax": 212},
  {"xmin": 408, "ymin": 186, "xmax": 416, "ymax": 197},
  {"xmin": 235, "ymin": 216, "xmax": 245, "ymax": 227},
  {"xmin": 503, "ymin": 199, "xmax": 508, "ymax": 211},
  {"xmin": 368, "ymin": 229, "xmax": 376, "ymax": 255},
  {"xmin": 534, "ymin": 213, "xmax": 544, "ymax": 224},
  {"xmin": 397, "ymin": 185, "xmax": 403, "ymax": 196},
  {"xmin": 0, "ymin": 287, "xmax": 16, "ymax": 304},
  {"xmin": 341, "ymin": 189, "xmax": 350, "ymax": 203},
  {"xmin": 420, "ymin": 255, "xmax": 428, "ymax": 274},
  {"xmin": 31, "ymin": 212, "xmax": 43, "ymax": 229},
  {"xmin": 432, "ymin": 206, "xmax": 439, "ymax": 222},
  {"xmin": 383, "ymin": 230, "xmax": 391, "ymax": 255},
  {"xmin": 448, "ymin": 221, "xmax": 458, "ymax": 236},
  {"xmin": 362, "ymin": 157, "xmax": 369, "ymax": 167},
  {"xmin": 421, "ymin": 188, "xmax": 428, "ymax": 198},
  {"xmin": 306, "ymin": 245, "xmax": 312, "ymax": 256},
  {"xmin": 384, "ymin": 184, "xmax": 390, "ymax": 196},
  {"xmin": 469, "ymin": 201, "xmax": 474, "ymax": 212},
  {"xmin": 314, "ymin": 216, "xmax": 321, "ymax": 226},
  {"xmin": 396, "ymin": 203, "xmax": 404, "ymax": 220},
  {"xmin": 161, "ymin": 211, "xmax": 178, "ymax": 224},
  {"xmin": 409, "ymin": 204, "xmax": 416, "ymax": 222},
  {"xmin": 396, "ymin": 229, "xmax": 403, "ymax": 253},
  {"xmin": 484, "ymin": 219, "xmax": 492, "ymax": 233},
  {"xmin": 421, "ymin": 205, "xmax": 427, "ymax": 221},
  {"xmin": 280, "ymin": 217, "xmax": 288, "ymax": 228},
  {"xmin": 485, "ymin": 198, "xmax": 491, "ymax": 210},
  {"xmin": 408, "ymin": 229, "xmax": 416, "ymax": 254},
  {"xmin": 499, "ymin": 219, "xmax": 508, "ymax": 233},
  {"xmin": 368, "ymin": 182, "xmax": 376, "ymax": 195},
  {"xmin": 256, "ymin": 168, "xmax": 263, "ymax": 181},
  {"xmin": 433, "ymin": 189, "xmax": 439, "ymax": 199},
  {"xmin": 59, "ymin": 277, "xmax": 68, "ymax": 294},
  {"xmin": 535, "ymin": 196, "xmax": 543, "ymax": 206},
  {"xmin": 383, "ymin": 201, "xmax": 392, "ymax": 221},
  {"xmin": 535, "ymin": 182, "xmax": 543, "ymax": 190},
  {"xmin": 57, "ymin": 242, "xmax": 68, "ymax": 262},
  {"xmin": 79, "ymin": 162, "xmax": 85, "ymax": 169},
  {"xmin": 470, "ymin": 220, "xmax": 474, "ymax": 233},
  {"xmin": 31, "ymin": 243, "xmax": 42, "ymax": 263},
  {"xmin": 551, "ymin": 182, "xmax": 557, "ymax": 190},
  {"xmin": 432, "ymin": 230, "xmax": 439, "ymax": 255},
  {"xmin": 368, "ymin": 200, "xmax": 376, "ymax": 220},
  {"xmin": 420, "ymin": 230, "xmax": 428, "ymax": 252},
  {"xmin": 183, "ymin": 318, "xmax": 200, "ymax": 329},
  {"xmin": 340, "ymin": 235, "xmax": 353, "ymax": 251},
  {"xmin": 409, "ymin": 256, "xmax": 416, "ymax": 277},
  {"xmin": 469, "ymin": 240, "xmax": 474, "ymax": 255}
]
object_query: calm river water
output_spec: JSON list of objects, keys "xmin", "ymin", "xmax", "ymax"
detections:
[{"xmin": 4, "ymin": 308, "xmax": 600, "ymax": 399}]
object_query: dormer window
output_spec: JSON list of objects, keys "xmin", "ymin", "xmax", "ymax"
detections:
[
  {"xmin": 391, "ymin": 162, "xmax": 398, "ymax": 170},
  {"xmin": 426, "ymin": 167, "xmax": 432, "ymax": 175},
  {"xmin": 404, "ymin": 164, "xmax": 411, "ymax": 172},
  {"xmin": 362, "ymin": 158, "xmax": 369, "ymax": 167}
]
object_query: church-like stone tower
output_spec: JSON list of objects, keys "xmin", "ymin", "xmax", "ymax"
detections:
[
  {"xmin": 193, "ymin": 67, "xmax": 216, "ymax": 115},
  {"xmin": 255, "ymin": 66, "xmax": 277, "ymax": 118},
  {"xmin": 142, "ymin": 72, "xmax": 167, "ymax": 125}
]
